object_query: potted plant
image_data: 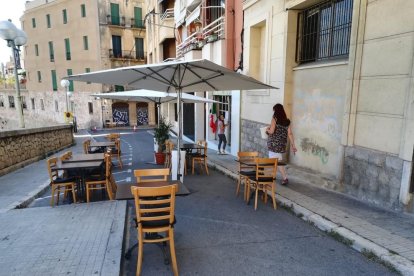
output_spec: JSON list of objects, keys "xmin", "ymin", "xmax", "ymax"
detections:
[{"xmin": 153, "ymin": 116, "xmax": 172, "ymax": 165}]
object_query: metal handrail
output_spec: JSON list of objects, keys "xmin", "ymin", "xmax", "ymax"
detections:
[
  {"xmin": 160, "ymin": 8, "xmax": 174, "ymax": 20},
  {"xmin": 176, "ymin": 15, "xmax": 225, "ymax": 57}
]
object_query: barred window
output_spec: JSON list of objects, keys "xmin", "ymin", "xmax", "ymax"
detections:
[{"xmin": 296, "ymin": 0, "xmax": 353, "ymax": 64}]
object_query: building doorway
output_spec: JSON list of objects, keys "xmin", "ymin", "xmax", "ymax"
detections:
[
  {"xmin": 112, "ymin": 102, "xmax": 129, "ymax": 126},
  {"xmin": 136, "ymin": 102, "xmax": 149, "ymax": 125}
]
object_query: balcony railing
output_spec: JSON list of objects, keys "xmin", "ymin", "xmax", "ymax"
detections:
[
  {"xmin": 106, "ymin": 15, "xmax": 126, "ymax": 26},
  {"xmin": 160, "ymin": 8, "xmax": 174, "ymax": 21},
  {"xmin": 176, "ymin": 11, "xmax": 225, "ymax": 57},
  {"xmin": 131, "ymin": 18, "xmax": 145, "ymax": 29},
  {"xmin": 109, "ymin": 49, "xmax": 147, "ymax": 61},
  {"xmin": 104, "ymin": 15, "xmax": 146, "ymax": 29}
]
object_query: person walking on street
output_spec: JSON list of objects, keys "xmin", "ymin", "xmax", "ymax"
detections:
[
  {"xmin": 266, "ymin": 104, "xmax": 297, "ymax": 185},
  {"xmin": 217, "ymin": 114, "xmax": 228, "ymax": 154}
]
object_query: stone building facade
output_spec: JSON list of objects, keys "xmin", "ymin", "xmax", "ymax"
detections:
[
  {"xmin": 241, "ymin": 0, "xmax": 414, "ymax": 211},
  {"xmin": 6, "ymin": 0, "xmax": 152, "ymax": 130}
]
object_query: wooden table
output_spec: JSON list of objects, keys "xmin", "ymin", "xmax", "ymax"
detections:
[
  {"xmin": 237, "ymin": 159, "xmax": 286, "ymax": 167},
  {"xmin": 62, "ymin": 153, "xmax": 104, "ymax": 163},
  {"xmin": 90, "ymin": 141, "xmax": 115, "ymax": 148},
  {"xmin": 116, "ymin": 180, "xmax": 190, "ymax": 200},
  {"xmin": 51, "ymin": 161, "xmax": 104, "ymax": 199},
  {"xmin": 180, "ymin": 143, "xmax": 204, "ymax": 152}
]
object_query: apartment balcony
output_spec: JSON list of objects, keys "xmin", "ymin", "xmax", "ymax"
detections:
[
  {"xmin": 130, "ymin": 18, "xmax": 146, "ymax": 29},
  {"xmin": 104, "ymin": 15, "xmax": 146, "ymax": 30},
  {"xmin": 176, "ymin": 15, "xmax": 224, "ymax": 58},
  {"xmin": 106, "ymin": 15, "xmax": 126, "ymax": 27},
  {"xmin": 109, "ymin": 49, "xmax": 147, "ymax": 62},
  {"xmin": 159, "ymin": 9, "xmax": 175, "ymax": 43}
]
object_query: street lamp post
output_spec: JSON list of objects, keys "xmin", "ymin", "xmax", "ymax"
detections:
[
  {"xmin": 60, "ymin": 79, "xmax": 70, "ymax": 113},
  {"xmin": 0, "ymin": 20, "xmax": 27, "ymax": 129}
]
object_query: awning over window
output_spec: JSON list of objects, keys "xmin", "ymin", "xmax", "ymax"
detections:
[{"xmin": 186, "ymin": 6, "xmax": 200, "ymax": 26}]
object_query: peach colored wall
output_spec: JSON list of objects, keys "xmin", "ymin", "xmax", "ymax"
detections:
[{"xmin": 224, "ymin": 0, "xmax": 242, "ymax": 71}]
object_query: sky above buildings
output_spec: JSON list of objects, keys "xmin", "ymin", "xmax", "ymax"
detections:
[{"xmin": 0, "ymin": 0, "xmax": 26, "ymax": 65}]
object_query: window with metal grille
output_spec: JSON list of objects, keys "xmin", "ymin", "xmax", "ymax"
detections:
[{"xmin": 296, "ymin": 0, "xmax": 353, "ymax": 64}]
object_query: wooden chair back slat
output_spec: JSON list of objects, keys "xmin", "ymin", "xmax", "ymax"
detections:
[
  {"xmin": 131, "ymin": 185, "xmax": 177, "ymax": 225},
  {"xmin": 134, "ymin": 168, "xmax": 170, "ymax": 183},
  {"xmin": 46, "ymin": 157, "xmax": 59, "ymax": 181},
  {"xmin": 255, "ymin": 157, "xmax": 278, "ymax": 181}
]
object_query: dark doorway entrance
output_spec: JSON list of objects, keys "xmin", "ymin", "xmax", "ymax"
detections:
[{"xmin": 183, "ymin": 102, "xmax": 195, "ymax": 141}]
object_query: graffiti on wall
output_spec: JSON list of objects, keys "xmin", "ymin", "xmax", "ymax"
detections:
[
  {"xmin": 113, "ymin": 108, "xmax": 129, "ymax": 125},
  {"xmin": 137, "ymin": 107, "xmax": 148, "ymax": 125},
  {"xmin": 300, "ymin": 138, "xmax": 329, "ymax": 164}
]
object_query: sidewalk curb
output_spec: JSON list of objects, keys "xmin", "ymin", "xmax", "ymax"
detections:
[
  {"xmin": 208, "ymin": 160, "xmax": 414, "ymax": 275},
  {"xmin": 0, "ymin": 180, "xmax": 50, "ymax": 213}
]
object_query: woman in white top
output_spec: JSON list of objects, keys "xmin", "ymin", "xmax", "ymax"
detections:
[{"xmin": 217, "ymin": 114, "xmax": 228, "ymax": 154}]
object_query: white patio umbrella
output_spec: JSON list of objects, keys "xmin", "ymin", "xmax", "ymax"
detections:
[
  {"xmin": 92, "ymin": 89, "xmax": 218, "ymax": 125},
  {"xmin": 66, "ymin": 59, "xmax": 278, "ymax": 180}
]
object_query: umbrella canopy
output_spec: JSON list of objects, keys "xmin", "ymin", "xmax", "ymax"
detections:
[
  {"xmin": 66, "ymin": 59, "xmax": 277, "ymax": 92},
  {"xmin": 92, "ymin": 89, "xmax": 218, "ymax": 104},
  {"xmin": 66, "ymin": 59, "xmax": 278, "ymax": 181}
]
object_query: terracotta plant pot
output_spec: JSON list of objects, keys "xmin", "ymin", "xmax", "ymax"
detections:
[{"xmin": 155, "ymin": 152, "xmax": 166, "ymax": 165}]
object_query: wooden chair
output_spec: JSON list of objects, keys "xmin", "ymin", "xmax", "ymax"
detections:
[
  {"xmin": 109, "ymin": 139, "xmax": 123, "ymax": 168},
  {"xmin": 164, "ymin": 140, "xmax": 175, "ymax": 170},
  {"xmin": 237, "ymin": 151, "xmax": 259, "ymax": 201},
  {"xmin": 131, "ymin": 184, "xmax": 179, "ymax": 276},
  {"xmin": 246, "ymin": 158, "xmax": 278, "ymax": 210},
  {"xmin": 83, "ymin": 140, "xmax": 90, "ymax": 154},
  {"xmin": 84, "ymin": 154, "xmax": 117, "ymax": 203},
  {"xmin": 46, "ymin": 157, "xmax": 77, "ymax": 206},
  {"xmin": 134, "ymin": 168, "xmax": 170, "ymax": 183},
  {"xmin": 106, "ymin": 133, "xmax": 120, "ymax": 141},
  {"xmin": 191, "ymin": 140, "xmax": 209, "ymax": 175},
  {"xmin": 59, "ymin": 151, "xmax": 72, "ymax": 161}
]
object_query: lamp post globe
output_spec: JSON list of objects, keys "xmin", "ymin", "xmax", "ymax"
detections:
[
  {"xmin": 0, "ymin": 20, "xmax": 26, "ymax": 129},
  {"xmin": 0, "ymin": 20, "xmax": 18, "ymax": 41},
  {"xmin": 14, "ymin": 29, "xmax": 27, "ymax": 47}
]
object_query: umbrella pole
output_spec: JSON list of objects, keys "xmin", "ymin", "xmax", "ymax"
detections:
[
  {"xmin": 157, "ymin": 102, "xmax": 160, "ymax": 125},
  {"xmin": 177, "ymin": 89, "xmax": 182, "ymax": 181}
]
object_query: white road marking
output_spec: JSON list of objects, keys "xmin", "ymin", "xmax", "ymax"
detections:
[{"xmin": 116, "ymin": 176, "xmax": 131, "ymax": 183}]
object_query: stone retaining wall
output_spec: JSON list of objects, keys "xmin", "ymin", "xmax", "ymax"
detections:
[
  {"xmin": 0, "ymin": 125, "xmax": 74, "ymax": 176},
  {"xmin": 240, "ymin": 119, "xmax": 268, "ymax": 156},
  {"xmin": 343, "ymin": 146, "xmax": 404, "ymax": 209}
]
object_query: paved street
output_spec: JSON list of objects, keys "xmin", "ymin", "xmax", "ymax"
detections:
[{"xmin": 0, "ymin": 128, "xmax": 411, "ymax": 275}]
